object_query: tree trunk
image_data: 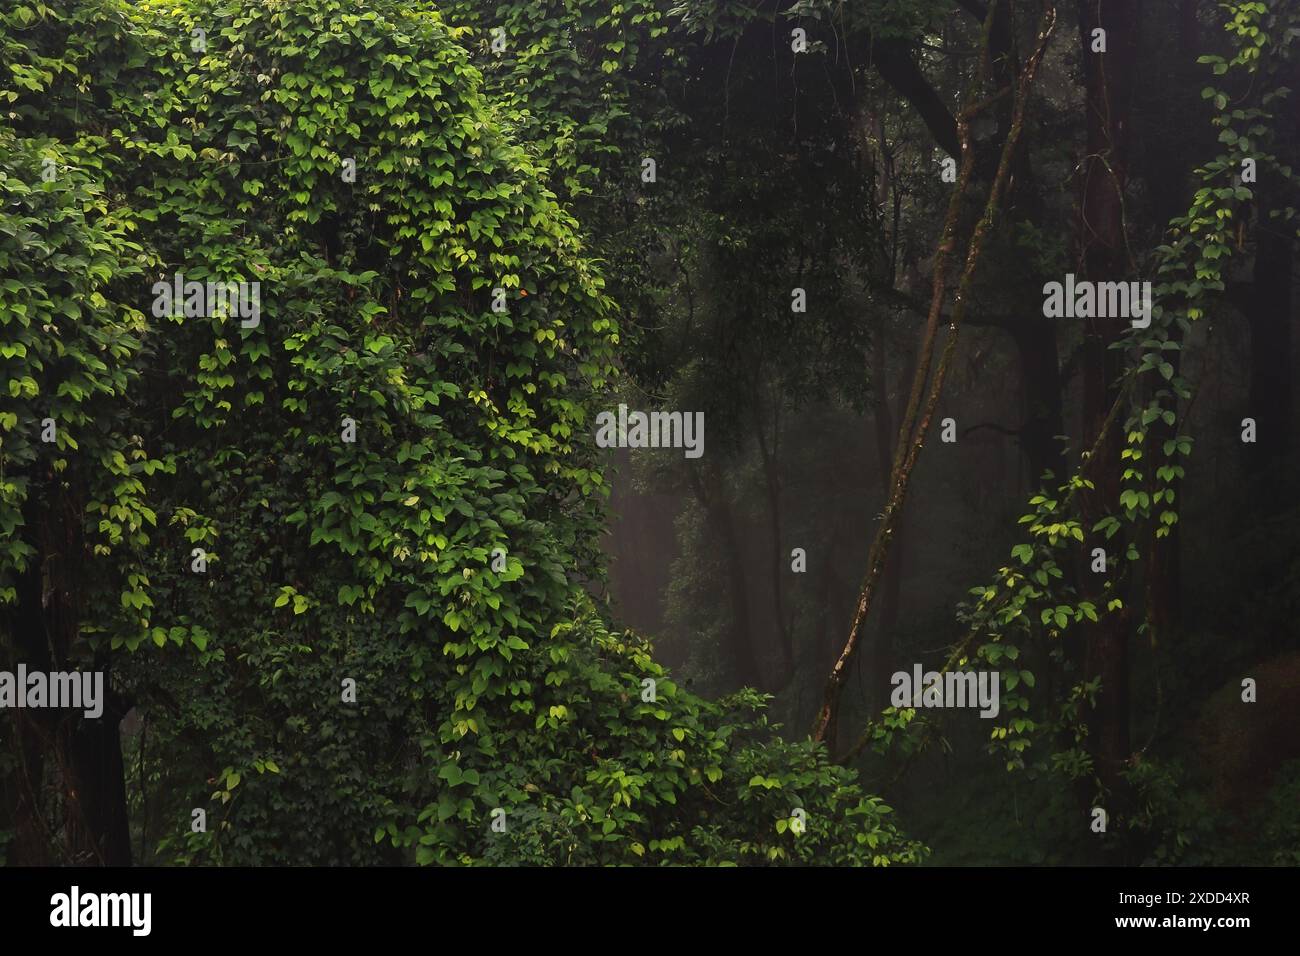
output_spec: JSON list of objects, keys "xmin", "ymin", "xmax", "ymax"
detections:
[
  {"xmin": 691, "ymin": 467, "xmax": 762, "ymax": 689},
  {"xmin": 1011, "ymin": 320, "xmax": 1066, "ymax": 484},
  {"xmin": 1244, "ymin": 201, "xmax": 1294, "ymax": 484},
  {"xmin": 4, "ymin": 478, "xmax": 132, "ymax": 865},
  {"xmin": 6, "ymin": 573, "xmax": 54, "ymax": 865},
  {"xmin": 64, "ymin": 686, "xmax": 132, "ymax": 865},
  {"xmin": 753, "ymin": 401, "xmax": 794, "ymax": 688},
  {"xmin": 870, "ymin": 332, "xmax": 906, "ymax": 710},
  {"xmin": 813, "ymin": 5, "xmax": 1058, "ymax": 750},
  {"xmin": 1077, "ymin": 0, "xmax": 1137, "ymax": 797}
]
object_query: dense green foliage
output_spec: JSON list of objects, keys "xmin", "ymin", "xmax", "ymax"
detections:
[
  {"xmin": 3, "ymin": 0, "xmax": 1299, "ymax": 869},
  {"xmin": 0, "ymin": 0, "xmax": 922, "ymax": 865}
]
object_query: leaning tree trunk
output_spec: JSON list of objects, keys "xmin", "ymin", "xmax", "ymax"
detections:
[
  {"xmin": 813, "ymin": 3, "xmax": 1058, "ymax": 752},
  {"xmin": 869, "ymin": 331, "xmax": 908, "ymax": 710}
]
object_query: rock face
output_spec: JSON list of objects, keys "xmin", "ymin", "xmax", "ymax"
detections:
[{"xmin": 1195, "ymin": 650, "xmax": 1300, "ymax": 812}]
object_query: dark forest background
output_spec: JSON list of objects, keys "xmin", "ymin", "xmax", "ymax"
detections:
[{"xmin": 1, "ymin": 0, "xmax": 1299, "ymax": 866}]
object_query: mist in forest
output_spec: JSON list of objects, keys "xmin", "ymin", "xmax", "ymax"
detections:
[{"xmin": 3, "ymin": 0, "xmax": 1299, "ymax": 870}]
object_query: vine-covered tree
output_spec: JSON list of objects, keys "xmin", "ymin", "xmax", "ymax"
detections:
[
  {"xmin": 0, "ymin": 0, "xmax": 923, "ymax": 866},
  {"xmin": 2, "ymin": 0, "xmax": 1299, "ymax": 870}
]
